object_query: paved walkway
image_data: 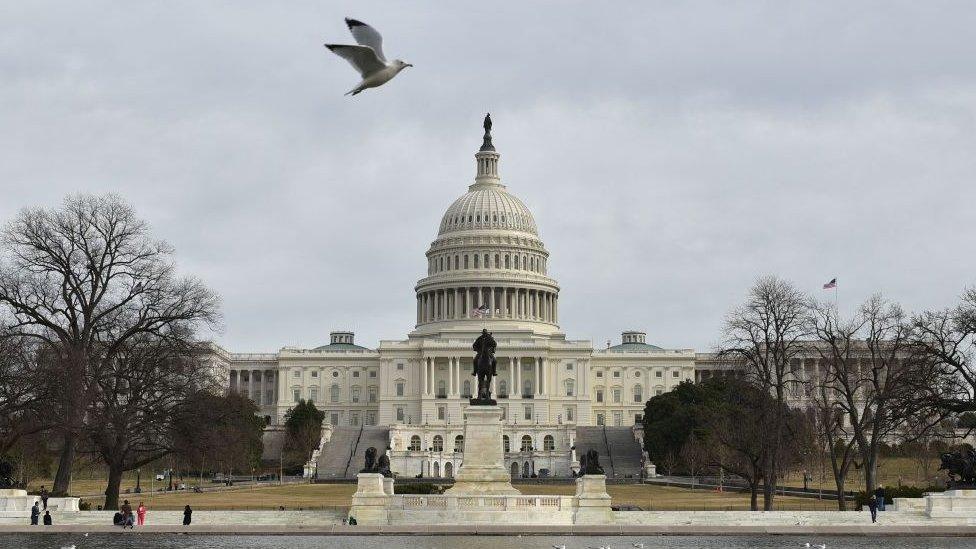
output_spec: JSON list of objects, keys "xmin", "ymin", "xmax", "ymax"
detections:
[{"xmin": 2, "ymin": 524, "xmax": 976, "ymax": 536}]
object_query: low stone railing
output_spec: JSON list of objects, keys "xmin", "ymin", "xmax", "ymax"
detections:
[{"xmin": 392, "ymin": 494, "xmax": 572, "ymax": 511}]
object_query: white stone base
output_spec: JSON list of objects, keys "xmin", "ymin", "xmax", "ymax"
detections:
[
  {"xmin": 923, "ymin": 489, "xmax": 976, "ymax": 518},
  {"xmin": 444, "ymin": 405, "xmax": 520, "ymax": 496}
]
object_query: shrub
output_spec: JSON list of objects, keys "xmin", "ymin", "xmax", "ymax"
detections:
[
  {"xmin": 79, "ymin": 501, "xmax": 92, "ymax": 511},
  {"xmin": 853, "ymin": 485, "xmax": 945, "ymax": 508},
  {"xmin": 394, "ymin": 483, "xmax": 445, "ymax": 495}
]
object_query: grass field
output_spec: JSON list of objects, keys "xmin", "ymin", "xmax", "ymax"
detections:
[
  {"xmin": 81, "ymin": 482, "xmax": 844, "ymax": 511},
  {"xmin": 780, "ymin": 456, "xmax": 943, "ymax": 491}
]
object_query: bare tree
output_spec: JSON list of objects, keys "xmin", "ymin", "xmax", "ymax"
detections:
[
  {"xmin": 810, "ymin": 380, "xmax": 858, "ymax": 510},
  {"xmin": 808, "ymin": 294, "xmax": 942, "ymax": 495},
  {"xmin": 86, "ymin": 333, "xmax": 210, "ymax": 509},
  {"xmin": 720, "ymin": 275, "xmax": 809, "ymax": 510},
  {"xmin": 0, "ymin": 194, "xmax": 220, "ymax": 495},
  {"xmin": 0, "ymin": 332, "xmax": 51, "ymax": 456},
  {"xmin": 914, "ymin": 288, "xmax": 976, "ymax": 414}
]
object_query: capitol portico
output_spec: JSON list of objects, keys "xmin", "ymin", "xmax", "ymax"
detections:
[{"xmin": 215, "ymin": 116, "xmax": 706, "ymax": 477}]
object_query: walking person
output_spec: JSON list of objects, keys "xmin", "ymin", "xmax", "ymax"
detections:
[
  {"xmin": 182, "ymin": 505, "xmax": 192, "ymax": 526},
  {"xmin": 868, "ymin": 495, "xmax": 878, "ymax": 523},
  {"xmin": 42, "ymin": 510, "xmax": 52, "ymax": 526},
  {"xmin": 874, "ymin": 485, "xmax": 886, "ymax": 512},
  {"xmin": 136, "ymin": 502, "xmax": 147, "ymax": 526},
  {"xmin": 30, "ymin": 501, "xmax": 40, "ymax": 525},
  {"xmin": 39, "ymin": 486, "xmax": 49, "ymax": 510}
]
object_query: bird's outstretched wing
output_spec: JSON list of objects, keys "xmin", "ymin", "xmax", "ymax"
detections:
[
  {"xmin": 324, "ymin": 44, "xmax": 386, "ymax": 77},
  {"xmin": 345, "ymin": 18, "xmax": 386, "ymax": 63}
]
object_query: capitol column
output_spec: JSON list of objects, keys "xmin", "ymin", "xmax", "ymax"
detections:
[
  {"xmin": 509, "ymin": 358, "xmax": 515, "ymax": 397},
  {"xmin": 489, "ymin": 287, "xmax": 495, "ymax": 317},
  {"xmin": 515, "ymin": 357, "xmax": 522, "ymax": 398}
]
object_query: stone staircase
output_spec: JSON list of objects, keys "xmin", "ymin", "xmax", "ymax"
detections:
[
  {"xmin": 574, "ymin": 426, "xmax": 643, "ymax": 479},
  {"xmin": 315, "ymin": 426, "xmax": 390, "ymax": 480}
]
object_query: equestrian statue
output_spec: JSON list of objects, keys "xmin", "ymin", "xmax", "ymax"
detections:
[{"xmin": 471, "ymin": 328, "xmax": 497, "ymax": 405}]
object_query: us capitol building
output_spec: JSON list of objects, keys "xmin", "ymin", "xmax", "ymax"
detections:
[{"xmin": 212, "ymin": 117, "xmax": 735, "ymax": 478}]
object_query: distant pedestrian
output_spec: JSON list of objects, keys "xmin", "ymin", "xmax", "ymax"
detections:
[
  {"xmin": 42, "ymin": 511, "xmax": 52, "ymax": 526},
  {"xmin": 39, "ymin": 486, "xmax": 49, "ymax": 510},
  {"xmin": 874, "ymin": 485, "xmax": 886, "ymax": 511},
  {"xmin": 30, "ymin": 502, "xmax": 40, "ymax": 525},
  {"xmin": 120, "ymin": 499, "xmax": 134, "ymax": 529},
  {"xmin": 183, "ymin": 505, "xmax": 192, "ymax": 526},
  {"xmin": 868, "ymin": 495, "xmax": 878, "ymax": 523},
  {"xmin": 137, "ymin": 502, "xmax": 147, "ymax": 526}
]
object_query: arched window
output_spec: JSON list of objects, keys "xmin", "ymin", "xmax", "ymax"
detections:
[
  {"xmin": 544, "ymin": 435, "xmax": 555, "ymax": 451},
  {"xmin": 530, "ymin": 257, "xmax": 535, "ymax": 271},
  {"xmin": 494, "ymin": 254, "xmax": 500, "ymax": 268},
  {"xmin": 565, "ymin": 380, "xmax": 575, "ymax": 397},
  {"xmin": 409, "ymin": 435, "xmax": 421, "ymax": 451},
  {"xmin": 520, "ymin": 435, "xmax": 532, "ymax": 452},
  {"xmin": 634, "ymin": 384, "xmax": 643, "ymax": 403},
  {"xmin": 433, "ymin": 462, "xmax": 440, "ymax": 477},
  {"xmin": 454, "ymin": 435, "xmax": 464, "ymax": 453},
  {"xmin": 499, "ymin": 380, "xmax": 508, "ymax": 397},
  {"xmin": 462, "ymin": 379, "xmax": 471, "ymax": 397},
  {"xmin": 464, "ymin": 255, "xmax": 469, "ymax": 269},
  {"xmin": 514, "ymin": 255, "xmax": 520, "ymax": 270},
  {"xmin": 522, "ymin": 462, "xmax": 530, "ymax": 478},
  {"xmin": 511, "ymin": 462, "xmax": 519, "ymax": 477},
  {"xmin": 474, "ymin": 254, "xmax": 480, "ymax": 268},
  {"xmin": 505, "ymin": 255, "xmax": 510, "ymax": 269},
  {"xmin": 483, "ymin": 254, "xmax": 489, "ymax": 268},
  {"xmin": 439, "ymin": 257, "xmax": 443, "ymax": 271},
  {"xmin": 330, "ymin": 384, "xmax": 340, "ymax": 403},
  {"xmin": 444, "ymin": 462, "xmax": 454, "ymax": 478},
  {"xmin": 437, "ymin": 380, "xmax": 446, "ymax": 398},
  {"xmin": 454, "ymin": 255, "xmax": 459, "ymax": 270},
  {"xmin": 432, "ymin": 435, "xmax": 443, "ymax": 452},
  {"xmin": 503, "ymin": 435, "xmax": 510, "ymax": 453}
]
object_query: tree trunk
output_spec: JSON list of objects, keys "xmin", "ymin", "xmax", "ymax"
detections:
[
  {"xmin": 104, "ymin": 463, "xmax": 125, "ymax": 511},
  {"xmin": 834, "ymin": 474, "xmax": 848, "ymax": 511},
  {"xmin": 52, "ymin": 431, "xmax": 77, "ymax": 496},
  {"xmin": 750, "ymin": 480, "xmax": 759, "ymax": 511}
]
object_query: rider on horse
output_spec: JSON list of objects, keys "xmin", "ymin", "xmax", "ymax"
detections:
[{"xmin": 471, "ymin": 329, "xmax": 497, "ymax": 401}]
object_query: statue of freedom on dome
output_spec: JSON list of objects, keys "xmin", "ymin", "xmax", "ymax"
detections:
[{"xmin": 471, "ymin": 328, "xmax": 497, "ymax": 405}]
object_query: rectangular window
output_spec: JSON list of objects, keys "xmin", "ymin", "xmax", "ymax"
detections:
[
  {"xmin": 242, "ymin": 388, "xmax": 249, "ymax": 399},
  {"xmin": 350, "ymin": 412, "xmax": 360, "ymax": 426},
  {"xmin": 524, "ymin": 406, "xmax": 532, "ymax": 420},
  {"xmin": 396, "ymin": 382, "xmax": 405, "ymax": 397},
  {"xmin": 396, "ymin": 407, "xmax": 405, "ymax": 422},
  {"xmin": 596, "ymin": 413, "xmax": 605, "ymax": 426},
  {"xmin": 266, "ymin": 389, "xmax": 273, "ymax": 403},
  {"xmin": 369, "ymin": 371, "xmax": 376, "ymax": 378},
  {"xmin": 655, "ymin": 370, "xmax": 663, "ymax": 378},
  {"xmin": 437, "ymin": 406, "xmax": 446, "ymax": 420},
  {"xmin": 613, "ymin": 371, "xmax": 621, "ymax": 378},
  {"xmin": 566, "ymin": 363, "xmax": 574, "ymax": 371},
  {"xmin": 368, "ymin": 386, "xmax": 377, "ymax": 403},
  {"xmin": 292, "ymin": 389, "xmax": 300, "ymax": 403},
  {"xmin": 397, "ymin": 363, "xmax": 404, "ymax": 370},
  {"xmin": 613, "ymin": 412, "xmax": 622, "ymax": 426},
  {"xmin": 293, "ymin": 370, "xmax": 300, "ymax": 378},
  {"xmin": 330, "ymin": 413, "xmax": 339, "ymax": 425},
  {"xmin": 596, "ymin": 390, "xmax": 604, "ymax": 403},
  {"xmin": 352, "ymin": 388, "xmax": 361, "ymax": 403},
  {"xmin": 566, "ymin": 407, "xmax": 575, "ymax": 422},
  {"xmin": 596, "ymin": 371, "xmax": 603, "ymax": 378},
  {"xmin": 613, "ymin": 389, "xmax": 621, "ymax": 403},
  {"xmin": 353, "ymin": 371, "xmax": 360, "ymax": 378},
  {"xmin": 656, "ymin": 389, "xmax": 663, "ymax": 396},
  {"xmin": 309, "ymin": 387, "xmax": 318, "ymax": 403},
  {"xmin": 311, "ymin": 370, "xmax": 318, "ymax": 377},
  {"xmin": 672, "ymin": 370, "xmax": 680, "ymax": 378}
]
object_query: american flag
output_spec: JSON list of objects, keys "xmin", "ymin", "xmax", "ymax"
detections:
[
  {"xmin": 472, "ymin": 304, "xmax": 490, "ymax": 318},
  {"xmin": 823, "ymin": 278, "xmax": 837, "ymax": 289}
]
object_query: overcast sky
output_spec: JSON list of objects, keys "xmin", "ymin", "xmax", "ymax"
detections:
[{"xmin": 1, "ymin": 2, "xmax": 974, "ymax": 352}]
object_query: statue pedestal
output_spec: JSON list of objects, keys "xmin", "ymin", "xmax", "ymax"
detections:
[
  {"xmin": 574, "ymin": 474, "xmax": 613, "ymax": 524},
  {"xmin": 924, "ymin": 489, "xmax": 976, "ymax": 518},
  {"xmin": 445, "ymin": 405, "xmax": 520, "ymax": 496},
  {"xmin": 348, "ymin": 473, "xmax": 390, "ymax": 524}
]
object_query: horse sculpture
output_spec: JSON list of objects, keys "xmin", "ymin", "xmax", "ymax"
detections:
[
  {"xmin": 471, "ymin": 328, "xmax": 497, "ymax": 405},
  {"xmin": 939, "ymin": 447, "xmax": 976, "ymax": 487}
]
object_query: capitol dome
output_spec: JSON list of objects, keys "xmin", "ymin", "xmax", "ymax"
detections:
[
  {"xmin": 438, "ymin": 186, "xmax": 538, "ymax": 236},
  {"xmin": 412, "ymin": 114, "xmax": 561, "ymax": 335}
]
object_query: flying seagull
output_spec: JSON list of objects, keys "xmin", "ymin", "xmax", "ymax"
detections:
[{"xmin": 324, "ymin": 18, "xmax": 412, "ymax": 96}]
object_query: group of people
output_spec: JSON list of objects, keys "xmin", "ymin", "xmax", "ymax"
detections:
[
  {"xmin": 112, "ymin": 500, "xmax": 147, "ymax": 528},
  {"xmin": 29, "ymin": 485, "xmax": 51, "ymax": 526}
]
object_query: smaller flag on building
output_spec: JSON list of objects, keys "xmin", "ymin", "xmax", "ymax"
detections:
[
  {"xmin": 472, "ymin": 304, "xmax": 490, "ymax": 318},
  {"xmin": 823, "ymin": 278, "xmax": 837, "ymax": 290}
]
